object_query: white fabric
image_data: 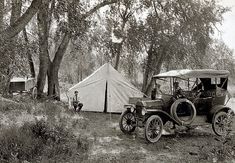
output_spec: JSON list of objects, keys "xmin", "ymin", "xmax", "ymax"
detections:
[
  {"xmin": 68, "ymin": 63, "xmax": 144, "ymax": 113},
  {"xmin": 154, "ymin": 69, "xmax": 230, "ymax": 78}
]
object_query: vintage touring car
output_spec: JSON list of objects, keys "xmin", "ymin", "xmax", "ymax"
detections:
[{"xmin": 119, "ymin": 69, "xmax": 234, "ymax": 143}]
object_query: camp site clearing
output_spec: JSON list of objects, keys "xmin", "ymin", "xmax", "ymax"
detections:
[
  {"xmin": 1, "ymin": 64, "xmax": 235, "ymax": 162},
  {"xmin": 66, "ymin": 64, "xmax": 235, "ymax": 162},
  {"xmin": 0, "ymin": 96, "xmax": 234, "ymax": 162}
]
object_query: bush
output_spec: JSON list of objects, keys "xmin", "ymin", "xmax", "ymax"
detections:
[
  {"xmin": 0, "ymin": 125, "xmax": 43, "ymax": 162},
  {"xmin": 0, "ymin": 119, "xmax": 89, "ymax": 162}
]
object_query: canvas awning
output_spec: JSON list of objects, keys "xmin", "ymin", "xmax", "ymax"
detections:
[{"xmin": 154, "ymin": 69, "xmax": 230, "ymax": 79}]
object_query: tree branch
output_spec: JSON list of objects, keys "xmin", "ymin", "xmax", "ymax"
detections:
[
  {"xmin": 52, "ymin": 32, "xmax": 70, "ymax": 71},
  {"xmin": 0, "ymin": 0, "xmax": 42, "ymax": 43},
  {"xmin": 83, "ymin": 0, "xmax": 118, "ymax": 19}
]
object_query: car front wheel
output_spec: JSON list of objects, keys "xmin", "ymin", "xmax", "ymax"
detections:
[
  {"xmin": 119, "ymin": 110, "xmax": 136, "ymax": 134},
  {"xmin": 212, "ymin": 111, "xmax": 232, "ymax": 136},
  {"xmin": 144, "ymin": 115, "xmax": 163, "ymax": 143}
]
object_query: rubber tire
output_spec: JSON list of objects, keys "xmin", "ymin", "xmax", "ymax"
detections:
[
  {"xmin": 119, "ymin": 110, "xmax": 136, "ymax": 134},
  {"xmin": 212, "ymin": 111, "xmax": 230, "ymax": 136},
  {"xmin": 144, "ymin": 115, "xmax": 163, "ymax": 143},
  {"xmin": 170, "ymin": 98, "xmax": 196, "ymax": 125},
  {"xmin": 32, "ymin": 87, "xmax": 37, "ymax": 99}
]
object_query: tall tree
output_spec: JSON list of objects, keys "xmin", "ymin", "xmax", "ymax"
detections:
[
  {"xmin": 37, "ymin": 0, "xmax": 118, "ymax": 99},
  {"xmin": 23, "ymin": 28, "xmax": 36, "ymax": 78},
  {"xmin": 37, "ymin": 1, "xmax": 51, "ymax": 98},
  {"xmin": 0, "ymin": 0, "xmax": 24, "ymax": 96},
  {"xmin": 127, "ymin": 0, "xmax": 227, "ymax": 94},
  {"xmin": 112, "ymin": 0, "xmax": 134, "ymax": 70}
]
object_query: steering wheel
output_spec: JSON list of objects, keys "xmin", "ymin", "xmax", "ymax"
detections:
[{"xmin": 195, "ymin": 89, "xmax": 202, "ymax": 98}]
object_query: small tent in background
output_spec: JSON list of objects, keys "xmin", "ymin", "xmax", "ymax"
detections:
[{"xmin": 67, "ymin": 63, "xmax": 144, "ymax": 113}]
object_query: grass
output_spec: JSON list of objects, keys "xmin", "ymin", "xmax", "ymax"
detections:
[
  {"xmin": 0, "ymin": 97, "xmax": 89, "ymax": 163},
  {"xmin": 0, "ymin": 95, "xmax": 235, "ymax": 162}
]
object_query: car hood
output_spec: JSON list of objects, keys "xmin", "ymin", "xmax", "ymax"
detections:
[{"xmin": 136, "ymin": 100, "xmax": 164, "ymax": 108}]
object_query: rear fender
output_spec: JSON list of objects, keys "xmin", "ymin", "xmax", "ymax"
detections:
[{"xmin": 208, "ymin": 105, "xmax": 233, "ymax": 123}]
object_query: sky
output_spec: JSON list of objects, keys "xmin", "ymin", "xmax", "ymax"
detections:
[{"xmin": 217, "ymin": 0, "xmax": 235, "ymax": 57}]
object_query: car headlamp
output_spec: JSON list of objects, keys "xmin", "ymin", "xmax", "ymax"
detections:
[
  {"xmin": 141, "ymin": 108, "xmax": 147, "ymax": 115},
  {"xmin": 130, "ymin": 107, "xmax": 134, "ymax": 112}
]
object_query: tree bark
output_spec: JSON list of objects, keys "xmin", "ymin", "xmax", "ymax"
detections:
[
  {"xmin": 0, "ymin": 0, "xmax": 4, "ymax": 32},
  {"xmin": 10, "ymin": 0, "xmax": 22, "ymax": 26},
  {"xmin": 47, "ymin": 32, "xmax": 70, "ymax": 100},
  {"xmin": 36, "ymin": 1, "xmax": 50, "ymax": 98},
  {"xmin": 23, "ymin": 28, "xmax": 35, "ymax": 78},
  {"xmin": 142, "ymin": 44, "xmax": 154, "ymax": 92},
  {"xmin": 114, "ymin": 42, "xmax": 123, "ymax": 70},
  {"xmin": 2, "ymin": 0, "xmax": 23, "ymax": 97},
  {"xmin": 113, "ymin": 6, "xmax": 130, "ymax": 70},
  {"xmin": 142, "ymin": 46, "xmax": 166, "ymax": 95},
  {"xmin": 0, "ymin": 0, "xmax": 42, "ymax": 43},
  {"xmin": 144, "ymin": 52, "xmax": 164, "ymax": 95}
]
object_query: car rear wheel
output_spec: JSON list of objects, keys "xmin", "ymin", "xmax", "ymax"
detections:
[
  {"xmin": 31, "ymin": 87, "xmax": 37, "ymax": 99},
  {"xmin": 144, "ymin": 115, "xmax": 163, "ymax": 143},
  {"xmin": 119, "ymin": 110, "xmax": 136, "ymax": 134},
  {"xmin": 212, "ymin": 111, "xmax": 232, "ymax": 136}
]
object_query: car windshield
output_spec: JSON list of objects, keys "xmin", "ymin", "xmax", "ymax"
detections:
[
  {"xmin": 155, "ymin": 78, "xmax": 199, "ymax": 95},
  {"xmin": 155, "ymin": 78, "xmax": 172, "ymax": 95}
]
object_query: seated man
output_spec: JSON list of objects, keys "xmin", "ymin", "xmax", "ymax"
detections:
[
  {"xmin": 173, "ymin": 81, "xmax": 185, "ymax": 98},
  {"xmin": 151, "ymin": 84, "xmax": 162, "ymax": 100},
  {"xmin": 72, "ymin": 91, "xmax": 83, "ymax": 112}
]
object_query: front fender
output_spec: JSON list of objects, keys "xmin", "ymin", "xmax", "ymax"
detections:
[
  {"xmin": 208, "ymin": 105, "xmax": 232, "ymax": 123},
  {"xmin": 147, "ymin": 110, "xmax": 179, "ymax": 125},
  {"xmin": 124, "ymin": 104, "xmax": 135, "ymax": 112}
]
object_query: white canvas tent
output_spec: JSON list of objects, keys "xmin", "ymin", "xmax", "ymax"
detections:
[{"xmin": 67, "ymin": 63, "xmax": 144, "ymax": 113}]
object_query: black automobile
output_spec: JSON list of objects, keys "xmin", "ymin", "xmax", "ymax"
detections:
[{"xmin": 119, "ymin": 69, "xmax": 234, "ymax": 143}]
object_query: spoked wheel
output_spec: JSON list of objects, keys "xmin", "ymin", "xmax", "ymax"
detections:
[
  {"xmin": 119, "ymin": 110, "xmax": 136, "ymax": 134},
  {"xmin": 144, "ymin": 115, "xmax": 163, "ymax": 143},
  {"xmin": 212, "ymin": 111, "xmax": 232, "ymax": 136},
  {"xmin": 31, "ymin": 87, "xmax": 37, "ymax": 99}
]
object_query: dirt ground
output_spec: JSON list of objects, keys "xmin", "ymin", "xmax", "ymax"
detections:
[
  {"xmin": 1, "ymin": 95, "xmax": 235, "ymax": 163},
  {"xmin": 74, "ymin": 111, "xmax": 235, "ymax": 163}
]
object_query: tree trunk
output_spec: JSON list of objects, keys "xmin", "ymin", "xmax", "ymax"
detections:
[
  {"xmin": 142, "ymin": 44, "xmax": 154, "ymax": 92},
  {"xmin": 0, "ymin": 0, "xmax": 4, "ymax": 32},
  {"xmin": 10, "ymin": 0, "xmax": 22, "ymax": 26},
  {"xmin": 2, "ymin": 0, "xmax": 22, "ymax": 97},
  {"xmin": 144, "ymin": 54, "xmax": 164, "ymax": 95},
  {"xmin": 0, "ymin": 0, "xmax": 3, "ymax": 92},
  {"xmin": 0, "ymin": 0, "xmax": 42, "ymax": 43},
  {"xmin": 48, "ymin": 61, "xmax": 60, "ymax": 100},
  {"xmin": 114, "ymin": 15, "xmax": 128, "ymax": 70},
  {"xmin": 23, "ymin": 28, "xmax": 35, "ymax": 77},
  {"xmin": 47, "ymin": 32, "xmax": 70, "ymax": 100},
  {"xmin": 36, "ymin": 1, "xmax": 50, "ymax": 98},
  {"xmin": 114, "ymin": 42, "xmax": 123, "ymax": 70},
  {"xmin": 142, "ymin": 46, "xmax": 166, "ymax": 95}
]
